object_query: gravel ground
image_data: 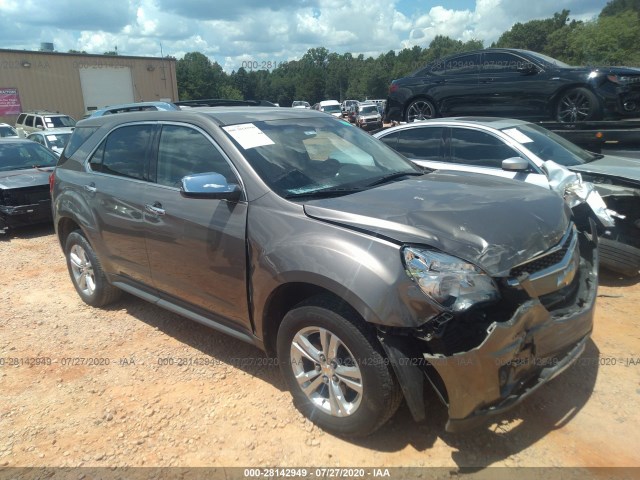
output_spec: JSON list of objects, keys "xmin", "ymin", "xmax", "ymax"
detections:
[{"xmin": 1, "ymin": 224, "xmax": 639, "ymax": 475}]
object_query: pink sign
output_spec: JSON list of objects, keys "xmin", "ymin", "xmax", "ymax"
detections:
[{"xmin": 0, "ymin": 88, "xmax": 22, "ymax": 115}]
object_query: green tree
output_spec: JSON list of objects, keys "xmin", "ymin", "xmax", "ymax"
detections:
[
  {"xmin": 493, "ymin": 10, "xmax": 570, "ymax": 52},
  {"xmin": 177, "ymin": 52, "xmax": 217, "ymax": 99},
  {"xmin": 600, "ymin": 0, "xmax": 640, "ymax": 16},
  {"xmin": 568, "ymin": 12, "xmax": 640, "ymax": 65}
]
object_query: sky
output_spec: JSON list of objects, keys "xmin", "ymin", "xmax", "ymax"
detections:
[{"xmin": 0, "ymin": 0, "xmax": 610, "ymax": 72}]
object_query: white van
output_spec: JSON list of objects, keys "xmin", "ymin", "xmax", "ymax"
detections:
[{"xmin": 315, "ymin": 100, "xmax": 342, "ymax": 118}]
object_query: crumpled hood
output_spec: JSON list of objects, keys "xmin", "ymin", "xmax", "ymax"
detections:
[
  {"xmin": 0, "ymin": 168, "xmax": 53, "ymax": 190},
  {"xmin": 304, "ymin": 172, "xmax": 570, "ymax": 276},
  {"xmin": 570, "ymin": 155, "xmax": 640, "ymax": 184}
]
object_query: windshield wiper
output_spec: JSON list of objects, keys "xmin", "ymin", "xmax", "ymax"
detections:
[
  {"xmin": 284, "ymin": 186, "xmax": 365, "ymax": 199},
  {"xmin": 366, "ymin": 171, "xmax": 423, "ymax": 187}
]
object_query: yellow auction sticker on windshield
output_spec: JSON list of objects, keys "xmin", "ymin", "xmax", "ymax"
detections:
[{"xmin": 223, "ymin": 123, "xmax": 275, "ymax": 149}]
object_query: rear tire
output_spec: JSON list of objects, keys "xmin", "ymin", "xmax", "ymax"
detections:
[
  {"xmin": 65, "ymin": 230, "xmax": 121, "ymax": 307},
  {"xmin": 599, "ymin": 238, "xmax": 640, "ymax": 277},
  {"xmin": 404, "ymin": 98, "xmax": 437, "ymax": 123},
  {"xmin": 277, "ymin": 295, "xmax": 402, "ymax": 437}
]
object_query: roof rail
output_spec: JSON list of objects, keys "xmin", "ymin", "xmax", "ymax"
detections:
[{"xmin": 174, "ymin": 99, "xmax": 277, "ymax": 108}]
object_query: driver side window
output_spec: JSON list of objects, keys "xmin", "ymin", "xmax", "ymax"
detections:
[
  {"xmin": 450, "ymin": 128, "xmax": 522, "ymax": 169},
  {"xmin": 155, "ymin": 125, "xmax": 237, "ymax": 188}
]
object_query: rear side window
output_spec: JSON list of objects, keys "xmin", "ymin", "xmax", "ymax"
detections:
[
  {"xmin": 88, "ymin": 125, "xmax": 153, "ymax": 180},
  {"xmin": 16, "ymin": 114, "xmax": 26, "ymax": 125},
  {"xmin": 394, "ymin": 127, "xmax": 444, "ymax": 160},
  {"xmin": 62, "ymin": 127, "xmax": 99, "ymax": 158},
  {"xmin": 155, "ymin": 125, "xmax": 236, "ymax": 187}
]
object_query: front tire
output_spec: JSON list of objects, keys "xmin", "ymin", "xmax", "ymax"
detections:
[
  {"xmin": 556, "ymin": 87, "xmax": 601, "ymax": 122},
  {"xmin": 65, "ymin": 230, "xmax": 121, "ymax": 307},
  {"xmin": 404, "ymin": 98, "xmax": 437, "ymax": 122},
  {"xmin": 277, "ymin": 296, "xmax": 402, "ymax": 437}
]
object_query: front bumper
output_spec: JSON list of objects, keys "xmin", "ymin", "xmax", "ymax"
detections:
[
  {"xmin": 0, "ymin": 201, "xmax": 52, "ymax": 232},
  {"xmin": 380, "ymin": 229, "xmax": 598, "ymax": 432}
]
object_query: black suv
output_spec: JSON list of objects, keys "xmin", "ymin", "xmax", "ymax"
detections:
[{"xmin": 51, "ymin": 108, "xmax": 598, "ymax": 436}]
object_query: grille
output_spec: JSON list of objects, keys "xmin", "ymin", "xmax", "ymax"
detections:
[
  {"xmin": 2, "ymin": 186, "xmax": 50, "ymax": 207},
  {"xmin": 510, "ymin": 228, "xmax": 574, "ymax": 278}
]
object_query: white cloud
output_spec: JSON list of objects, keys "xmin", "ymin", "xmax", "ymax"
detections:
[{"xmin": 0, "ymin": 0, "xmax": 610, "ymax": 70}]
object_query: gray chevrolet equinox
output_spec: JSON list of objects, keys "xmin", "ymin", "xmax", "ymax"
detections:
[{"xmin": 51, "ymin": 108, "xmax": 598, "ymax": 436}]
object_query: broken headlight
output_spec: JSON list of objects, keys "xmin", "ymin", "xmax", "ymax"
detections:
[{"xmin": 402, "ymin": 247, "xmax": 500, "ymax": 312}]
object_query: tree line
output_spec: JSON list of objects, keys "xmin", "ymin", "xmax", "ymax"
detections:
[{"xmin": 175, "ymin": 0, "xmax": 640, "ymax": 107}]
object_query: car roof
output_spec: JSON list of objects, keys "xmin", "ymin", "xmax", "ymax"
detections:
[
  {"xmin": 0, "ymin": 137, "xmax": 35, "ymax": 145},
  {"xmin": 375, "ymin": 117, "xmax": 532, "ymax": 136},
  {"xmin": 21, "ymin": 111, "xmax": 71, "ymax": 117},
  {"xmin": 76, "ymin": 106, "xmax": 329, "ymax": 129},
  {"xmin": 27, "ymin": 128, "xmax": 75, "ymax": 135}
]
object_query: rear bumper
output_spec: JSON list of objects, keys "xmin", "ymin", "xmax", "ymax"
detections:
[{"xmin": 380, "ymin": 230, "xmax": 598, "ymax": 432}]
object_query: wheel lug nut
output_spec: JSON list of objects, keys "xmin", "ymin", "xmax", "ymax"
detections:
[
  {"xmin": 330, "ymin": 361, "xmax": 337, "ymax": 369},
  {"xmin": 322, "ymin": 375, "xmax": 329, "ymax": 384},
  {"xmin": 332, "ymin": 375, "xmax": 338, "ymax": 383},
  {"xmin": 319, "ymin": 354, "xmax": 326, "ymax": 363},
  {"xmin": 315, "ymin": 364, "xmax": 321, "ymax": 372}
]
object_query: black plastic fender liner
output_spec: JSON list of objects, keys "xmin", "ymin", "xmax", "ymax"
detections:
[{"xmin": 377, "ymin": 333, "xmax": 427, "ymax": 422}]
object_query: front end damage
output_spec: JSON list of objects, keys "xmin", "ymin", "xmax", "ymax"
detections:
[{"xmin": 378, "ymin": 224, "xmax": 598, "ymax": 432}]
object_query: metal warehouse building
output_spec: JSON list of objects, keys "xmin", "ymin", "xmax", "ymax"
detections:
[{"xmin": 0, "ymin": 48, "xmax": 178, "ymax": 125}]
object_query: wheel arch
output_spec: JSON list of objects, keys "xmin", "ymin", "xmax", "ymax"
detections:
[
  {"xmin": 260, "ymin": 282, "xmax": 377, "ymax": 359},
  {"xmin": 56, "ymin": 216, "xmax": 83, "ymax": 248},
  {"xmin": 550, "ymin": 83, "xmax": 602, "ymax": 119}
]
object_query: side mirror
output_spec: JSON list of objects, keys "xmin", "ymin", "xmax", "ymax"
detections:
[
  {"xmin": 180, "ymin": 172, "xmax": 242, "ymax": 201},
  {"xmin": 502, "ymin": 157, "xmax": 530, "ymax": 172}
]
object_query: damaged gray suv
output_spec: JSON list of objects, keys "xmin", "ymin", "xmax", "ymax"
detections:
[{"xmin": 51, "ymin": 108, "xmax": 598, "ymax": 436}]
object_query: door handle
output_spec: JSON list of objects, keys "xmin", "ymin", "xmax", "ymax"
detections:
[
  {"xmin": 145, "ymin": 202, "xmax": 165, "ymax": 216},
  {"xmin": 84, "ymin": 183, "xmax": 97, "ymax": 193}
]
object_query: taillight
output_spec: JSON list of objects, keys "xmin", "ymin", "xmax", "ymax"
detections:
[{"xmin": 49, "ymin": 172, "xmax": 55, "ymax": 194}]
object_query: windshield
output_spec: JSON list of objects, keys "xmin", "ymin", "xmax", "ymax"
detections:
[
  {"xmin": 322, "ymin": 104, "xmax": 341, "ymax": 113},
  {"xmin": 45, "ymin": 132, "xmax": 72, "ymax": 149},
  {"xmin": 222, "ymin": 116, "xmax": 420, "ymax": 198},
  {"xmin": 359, "ymin": 105, "xmax": 378, "ymax": 115},
  {"xmin": 0, "ymin": 142, "xmax": 58, "ymax": 171},
  {"xmin": 47, "ymin": 116, "xmax": 76, "ymax": 128},
  {"xmin": 500, "ymin": 123, "xmax": 595, "ymax": 166},
  {"xmin": 0, "ymin": 126, "xmax": 18, "ymax": 137}
]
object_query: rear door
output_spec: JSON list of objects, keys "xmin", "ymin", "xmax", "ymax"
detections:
[
  {"xmin": 144, "ymin": 123, "xmax": 251, "ymax": 330},
  {"xmin": 84, "ymin": 123, "xmax": 156, "ymax": 284},
  {"xmin": 428, "ymin": 53, "xmax": 481, "ymax": 116}
]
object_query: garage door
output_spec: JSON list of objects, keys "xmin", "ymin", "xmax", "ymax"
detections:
[{"xmin": 79, "ymin": 67, "xmax": 135, "ymax": 112}]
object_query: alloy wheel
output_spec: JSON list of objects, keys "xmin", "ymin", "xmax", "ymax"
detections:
[{"xmin": 290, "ymin": 326, "xmax": 363, "ymax": 417}]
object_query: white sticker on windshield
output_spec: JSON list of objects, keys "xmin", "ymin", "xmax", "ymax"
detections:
[
  {"xmin": 46, "ymin": 135, "xmax": 58, "ymax": 141},
  {"xmin": 223, "ymin": 123, "xmax": 274, "ymax": 149},
  {"xmin": 503, "ymin": 128, "xmax": 534, "ymax": 144}
]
